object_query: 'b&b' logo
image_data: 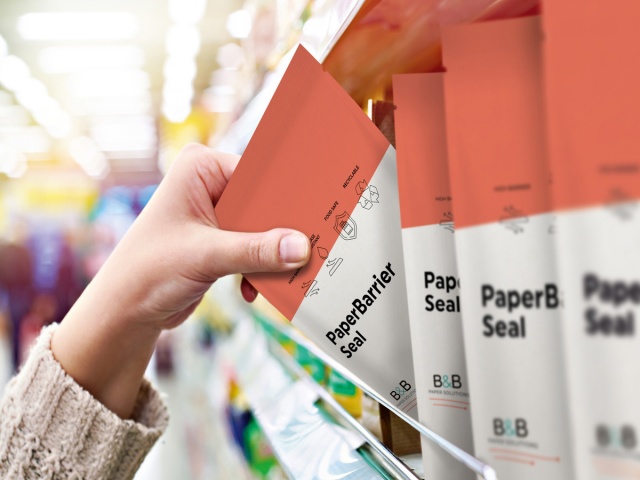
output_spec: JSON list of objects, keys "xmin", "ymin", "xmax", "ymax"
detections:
[
  {"xmin": 433, "ymin": 374, "xmax": 462, "ymax": 389},
  {"xmin": 390, "ymin": 380, "xmax": 412, "ymax": 400},
  {"xmin": 596, "ymin": 424, "xmax": 637, "ymax": 450},
  {"xmin": 494, "ymin": 418, "xmax": 529, "ymax": 438}
]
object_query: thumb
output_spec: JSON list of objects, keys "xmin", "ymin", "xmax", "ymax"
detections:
[{"xmin": 206, "ymin": 228, "xmax": 311, "ymax": 277}]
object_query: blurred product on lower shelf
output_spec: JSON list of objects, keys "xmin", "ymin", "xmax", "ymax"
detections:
[
  {"xmin": 243, "ymin": 417, "xmax": 286, "ymax": 480},
  {"xmin": 326, "ymin": 367, "xmax": 363, "ymax": 419},
  {"xmin": 221, "ymin": 305, "xmax": 419, "ymax": 479},
  {"xmin": 227, "ymin": 379, "xmax": 286, "ymax": 479}
]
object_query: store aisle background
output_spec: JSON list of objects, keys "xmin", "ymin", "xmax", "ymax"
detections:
[
  {"xmin": 135, "ymin": 321, "xmax": 256, "ymax": 479},
  {"xmin": 0, "ymin": 0, "xmax": 298, "ymax": 477}
]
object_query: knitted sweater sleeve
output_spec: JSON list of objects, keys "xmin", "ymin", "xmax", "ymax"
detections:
[{"xmin": 0, "ymin": 324, "xmax": 169, "ymax": 479}]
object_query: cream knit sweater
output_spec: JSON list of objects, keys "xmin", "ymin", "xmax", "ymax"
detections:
[{"xmin": 0, "ymin": 325, "xmax": 169, "ymax": 479}]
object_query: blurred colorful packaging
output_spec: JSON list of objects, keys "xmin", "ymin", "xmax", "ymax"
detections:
[
  {"xmin": 243, "ymin": 416, "xmax": 284, "ymax": 479},
  {"xmin": 326, "ymin": 368, "xmax": 363, "ymax": 419},
  {"xmin": 443, "ymin": 15, "xmax": 573, "ymax": 479},
  {"xmin": 393, "ymin": 72, "xmax": 475, "ymax": 480},
  {"xmin": 543, "ymin": 1, "xmax": 640, "ymax": 478},
  {"xmin": 294, "ymin": 344, "xmax": 326, "ymax": 385}
]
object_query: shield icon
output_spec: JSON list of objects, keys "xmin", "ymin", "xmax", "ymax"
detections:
[{"xmin": 334, "ymin": 211, "xmax": 357, "ymax": 240}]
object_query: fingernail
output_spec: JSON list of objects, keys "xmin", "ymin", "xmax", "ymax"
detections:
[{"xmin": 279, "ymin": 233, "xmax": 308, "ymax": 264}]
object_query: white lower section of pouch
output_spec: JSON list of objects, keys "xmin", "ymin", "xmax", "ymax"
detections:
[
  {"xmin": 556, "ymin": 202, "xmax": 640, "ymax": 480},
  {"xmin": 455, "ymin": 212, "xmax": 574, "ymax": 480},
  {"xmin": 292, "ymin": 146, "xmax": 417, "ymax": 417},
  {"xmin": 402, "ymin": 223, "xmax": 475, "ymax": 480}
]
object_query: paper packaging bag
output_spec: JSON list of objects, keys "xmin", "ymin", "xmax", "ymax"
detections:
[
  {"xmin": 442, "ymin": 16, "xmax": 574, "ymax": 479},
  {"xmin": 544, "ymin": 1, "xmax": 640, "ymax": 478},
  {"xmin": 393, "ymin": 72, "xmax": 475, "ymax": 480},
  {"xmin": 216, "ymin": 46, "xmax": 417, "ymax": 416}
]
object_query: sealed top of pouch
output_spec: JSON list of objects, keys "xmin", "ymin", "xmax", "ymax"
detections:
[{"xmin": 442, "ymin": 16, "xmax": 552, "ymax": 230}]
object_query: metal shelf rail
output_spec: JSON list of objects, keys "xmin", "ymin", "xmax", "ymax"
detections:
[
  {"xmin": 253, "ymin": 308, "xmax": 499, "ymax": 480},
  {"xmin": 225, "ymin": 312, "xmax": 421, "ymax": 479}
]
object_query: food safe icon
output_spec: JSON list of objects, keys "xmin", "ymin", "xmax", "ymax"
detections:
[
  {"xmin": 333, "ymin": 211, "xmax": 357, "ymax": 240},
  {"xmin": 499, "ymin": 205, "xmax": 529, "ymax": 234}
]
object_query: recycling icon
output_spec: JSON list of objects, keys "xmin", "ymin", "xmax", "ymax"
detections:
[{"xmin": 354, "ymin": 179, "xmax": 379, "ymax": 210}]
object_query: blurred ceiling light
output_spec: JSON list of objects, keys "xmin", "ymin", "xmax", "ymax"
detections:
[
  {"xmin": 162, "ymin": 102, "xmax": 191, "ymax": 124},
  {"xmin": 169, "ymin": 0, "xmax": 207, "ymax": 25},
  {"xmin": 0, "ymin": 126, "xmax": 51, "ymax": 153},
  {"xmin": 7, "ymin": 158, "xmax": 28, "ymax": 178},
  {"xmin": 162, "ymin": 80, "xmax": 195, "ymax": 104},
  {"xmin": 203, "ymin": 91, "xmax": 235, "ymax": 113},
  {"xmin": 210, "ymin": 68, "xmax": 241, "ymax": 87},
  {"xmin": 68, "ymin": 69, "xmax": 150, "ymax": 97},
  {"xmin": 0, "ymin": 91, "xmax": 12, "ymax": 106},
  {"xmin": 106, "ymin": 150, "xmax": 155, "ymax": 160},
  {"xmin": 163, "ymin": 56, "xmax": 197, "ymax": 83},
  {"xmin": 90, "ymin": 114, "xmax": 155, "ymax": 127},
  {"xmin": 0, "ymin": 35, "xmax": 7, "ymax": 57},
  {"xmin": 0, "ymin": 53, "xmax": 75, "ymax": 140},
  {"xmin": 0, "ymin": 55, "xmax": 30, "ymax": 91},
  {"xmin": 0, "ymin": 143, "xmax": 28, "ymax": 178},
  {"xmin": 33, "ymin": 107, "xmax": 72, "ymax": 139},
  {"xmin": 69, "ymin": 136, "xmax": 110, "ymax": 178},
  {"xmin": 39, "ymin": 46, "xmax": 144, "ymax": 73},
  {"xmin": 226, "ymin": 10, "xmax": 252, "ymax": 39},
  {"xmin": 91, "ymin": 116, "xmax": 156, "ymax": 152},
  {"xmin": 217, "ymin": 43, "xmax": 244, "ymax": 69},
  {"xmin": 210, "ymin": 85, "xmax": 236, "ymax": 96},
  {"xmin": 71, "ymin": 95, "xmax": 152, "ymax": 116},
  {"xmin": 165, "ymin": 24, "xmax": 201, "ymax": 57},
  {"xmin": 0, "ymin": 105, "xmax": 30, "ymax": 127},
  {"xmin": 14, "ymin": 78, "xmax": 50, "ymax": 111},
  {"xmin": 17, "ymin": 12, "xmax": 139, "ymax": 41}
]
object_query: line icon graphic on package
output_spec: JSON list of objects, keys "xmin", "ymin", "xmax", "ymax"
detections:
[
  {"xmin": 317, "ymin": 247, "xmax": 329, "ymax": 259},
  {"xmin": 333, "ymin": 211, "xmax": 357, "ymax": 240},
  {"xmin": 439, "ymin": 211, "xmax": 455, "ymax": 233},
  {"xmin": 355, "ymin": 179, "xmax": 380, "ymax": 210},
  {"xmin": 301, "ymin": 280, "xmax": 319, "ymax": 297},
  {"xmin": 607, "ymin": 188, "xmax": 637, "ymax": 220},
  {"xmin": 326, "ymin": 257, "xmax": 343, "ymax": 276},
  {"xmin": 355, "ymin": 179, "xmax": 368, "ymax": 196},
  {"xmin": 499, "ymin": 205, "xmax": 529, "ymax": 234}
]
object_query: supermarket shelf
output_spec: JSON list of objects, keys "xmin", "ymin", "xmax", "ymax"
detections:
[
  {"xmin": 224, "ymin": 312, "xmax": 420, "ymax": 479},
  {"xmin": 267, "ymin": 324, "xmax": 421, "ymax": 480},
  {"xmin": 253, "ymin": 308, "xmax": 499, "ymax": 480}
]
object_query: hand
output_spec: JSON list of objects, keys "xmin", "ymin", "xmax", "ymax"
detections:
[{"xmin": 52, "ymin": 144, "xmax": 310, "ymax": 418}]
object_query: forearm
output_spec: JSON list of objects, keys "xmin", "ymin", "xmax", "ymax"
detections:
[{"xmin": 51, "ymin": 262, "xmax": 161, "ymax": 420}]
